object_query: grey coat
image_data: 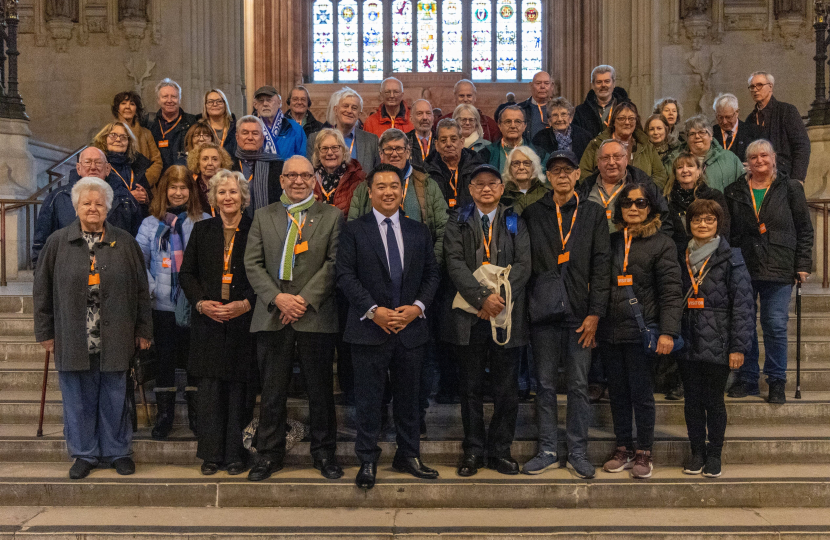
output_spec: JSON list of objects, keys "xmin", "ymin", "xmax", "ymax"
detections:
[
  {"xmin": 33, "ymin": 220, "xmax": 153, "ymax": 372},
  {"xmin": 244, "ymin": 199, "xmax": 343, "ymax": 334},
  {"xmin": 307, "ymin": 129, "xmax": 381, "ymax": 175}
]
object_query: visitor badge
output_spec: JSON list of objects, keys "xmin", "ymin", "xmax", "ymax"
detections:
[
  {"xmin": 88, "ymin": 273, "xmax": 100, "ymax": 286},
  {"xmin": 558, "ymin": 252, "xmax": 570, "ymax": 264},
  {"xmin": 158, "ymin": 140, "xmax": 169, "ymax": 148},
  {"xmin": 449, "ymin": 198, "xmax": 457, "ymax": 208},
  {"xmin": 606, "ymin": 209, "xmax": 612, "ymax": 219},
  {"xmin": 162, "ymin": 257, "xmax": 171, "ymax": 268},
  {"xmin": 222, "ymin": 274, "xmax": 233, "ymax": 284},
  {"xmin": 617, "ymin": 274, "xmax": 633, "ymax": 286},
  {"xmin": 688, "ymin": 297, "xmax": 704, "ymax": 309},
  {"xmin": 759, "ymin": 223, "xmax": 767, "ymax": 234},
  {"xmin": 294, "ymin": 241, "xmax": 309, "ymax": 255}
]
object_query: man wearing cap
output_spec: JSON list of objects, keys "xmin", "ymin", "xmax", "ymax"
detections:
[
  {"xmin": 442, "ymin": 163, "xmax": 531, "ymax": 477},
  {"xmin": 520, "ymin": 150, "xmax": 611, "ymax": 479},
  {"xmin": 253, "ymin": 85, "xmax": 307, "ymax": 159}
]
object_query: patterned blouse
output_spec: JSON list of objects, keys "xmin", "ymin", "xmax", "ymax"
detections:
[{"xmin": 82, "ymin": 231, "xmax": 102, "ymax": 354}]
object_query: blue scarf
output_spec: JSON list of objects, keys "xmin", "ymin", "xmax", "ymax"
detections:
[
  {"xmin": 262, "ymin": 109, "xmax": 285, "ymax": 156},
  {"xmin": 153, "ymin": 210, "xmax": 188, "ymax": 302},
  {"xmin": 554, "ymin": 126, "xmax": 572, "ymax": 152}
]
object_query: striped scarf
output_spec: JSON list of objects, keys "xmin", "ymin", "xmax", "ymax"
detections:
[
  {"xmin": 262, "ymin": 109, "xmax": 285, "ymax": 156},
  {"xmin": 154, "ymin": 211, "xmax": 188, "ymax": 302},
  {"xmin": 279, "ymin": 192, "xmax": 315, "ymax": 281}
]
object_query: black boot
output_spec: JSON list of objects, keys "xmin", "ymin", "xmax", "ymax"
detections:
[
  {"xmin": 151, "ymin": 390, "xmax": 176, "ymax": 440},
  {"xmin": 185, "ymin": 388, "xmax": 198, "ymax": 436}
]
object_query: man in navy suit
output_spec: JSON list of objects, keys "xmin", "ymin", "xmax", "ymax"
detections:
[{"xmin": 336, "ymin": 163, "xmax": 441, "ymax": 489}]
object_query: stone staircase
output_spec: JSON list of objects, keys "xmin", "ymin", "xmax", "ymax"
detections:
[{"xmin": 1, "ymin": 286, "xmax": 830, "ymax": 537}]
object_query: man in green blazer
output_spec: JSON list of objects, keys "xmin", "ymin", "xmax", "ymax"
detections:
[{"xmin": 244, "ymin": 155, "xmax": 344, "ymax": 482}]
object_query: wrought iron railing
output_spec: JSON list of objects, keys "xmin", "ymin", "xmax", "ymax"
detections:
[{"xmin": 807, "ymin": 198, "xmax": 830, "ymax": 288}]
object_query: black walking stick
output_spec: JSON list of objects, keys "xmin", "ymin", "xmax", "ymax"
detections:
[
  {"xmin": 795, "ymin": 281, "xmax": 802, "ymax": 399},
  {"xmin": 36, "ymin": 350, "xmax": 50, "ymax": 437}
]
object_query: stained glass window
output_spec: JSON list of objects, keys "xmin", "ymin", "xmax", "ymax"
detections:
[
  {"xmin": 312, "ymin": 0, "xmax": 334, "ymax": 82},
  {"xmin": 392, "ymin": 0, "xmax": 413, "ymax": 73},
  {"xmin": 441, "ymin": 0, "xmax": 463, "ymax": 73},
  {"xmin": 495, "ymin": 0, "xmax": 517, "ymax": 81},
  {"xmin": 521, "ymin": 0, "xmax": 543, "ymax": 80},
  {"xmin": 417, "ymin": 1, "xmax": 438, "ymax": 72},
  {"xmin": 311, "ymin": 0, "xmax": 546, "ymax": 82},
  {"xmin": 470, "ymin": 0, "xmax": 492, "ymax": 81},
  {"xmin": 363, "ymin": 1, "xmax": 384, "ymax": 81}
]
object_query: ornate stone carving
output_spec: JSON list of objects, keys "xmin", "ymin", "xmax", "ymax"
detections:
[
  {"xmin": 45, "ymin": 16, "xmax": 72, "ymax": 51},
  {"xmin": 682, "ymin": 0, "xmax": 711, "ymax": 17},
  {"xmin": 724, "ymin": 12, "xmax": 767, "ymax": 30},
  {"xmin": 119, "ymin": 16, "xmax": 145, "ymax": 51},
  {"xmin": 688, "ymin": 51, "xmax": 722, "ymax": 114},
  {"xmin": 118, "ymin": 0, "xmax": 145, "ymax": 20},
  {"xmin": 125, "ymin": 57, "xmax": 154, "ymax": 94},
  {"xmin": 777, "ymin": 12, "xmax": 804, "ymax": 49},
  {"xmin": 683, "ymin": 11, "xmax": 712, "ymax": 50}
]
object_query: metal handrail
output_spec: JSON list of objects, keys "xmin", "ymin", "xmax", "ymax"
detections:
[
  {"xmin": 807, "ymin": 198, "xmax": 830, "ymax": 289},
  {"xmin": 37, "ymin": 144, "xmax": 87, "ymax": 199}
]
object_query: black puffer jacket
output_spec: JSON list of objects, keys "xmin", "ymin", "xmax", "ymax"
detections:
[
  {"xmin": 724, "ymin": 172, "xmax": 813, "ymax": 283},
  {"xmin": 597, "ymin": 216, "xmax": 684, "ymax": 344},
  {"xmin": 680, "ymin": 238, "xmax": 755, "ymax": 365},
  {"xmin": 667, "ymin": 183, "xmax": 730, "ymax": 264}
]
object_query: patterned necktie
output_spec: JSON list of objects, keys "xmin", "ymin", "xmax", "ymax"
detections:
[
  {"xmin": 724, "ymin": 131, "xmax": 733, "ymax": 149},
  {"xmin": 384, "ymin": 218, "xmax": 403, "ymax": 308},
  {"xmin": 481, "ymin": 214, "xmax": 491, "ymax": 240}
]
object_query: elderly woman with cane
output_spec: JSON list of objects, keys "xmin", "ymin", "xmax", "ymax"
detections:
[{"xmin": 34, "ymin": 177, "xmax": 153, "ymax": 480}]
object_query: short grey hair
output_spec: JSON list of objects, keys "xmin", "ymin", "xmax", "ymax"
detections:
[
  {"xmin": 411, "ymin": 98, "xmax": 433, "ymax": 112},
  {"xmin": 547, "ymin": 97, "xmax": 575, "ymax": 119},
  {"xmin": 311, "ymin": 128, "xmax": 351, "ymax": 169},
  {"xmin": 436, "ymin": 117, "xmax": 463, "ymax": 138},
  {"xmin": 591, "ymin": 65, "xmax": 616, "ymax": 83},
  {"xmin": 748, "ymin": 71, "xmax": 775, "ymax": 86},
  {"xmin": 452, "ymin": 104, "xmax": 482, "ymax": 138},
  {"xmin": 684, "ymin": 115, "xmax": 714, "ymax": 138},
  {"xmin": 503, "ymin": 146, "xmax": 545, "ymax": 185},
  {"xmin": 236, "ymin": 115, "xmax": 266, "ymax": 133},
  {"xmin": 71, "ymin": 177, "xmax": 114, "ymax": 213},
  {"xmin": 208, "ymin": 169, "xmax": 250, "ymax": 210},
  {"xmin": 454, "ymin": 79, "xmax": 476, "ymax": 94},
  {"xmin": 598, "ymin": 138, "xmax": 625, "ymax": 155},
  {"xmin": 328, "ymin": 87, "xmax": 364, "ymax": 126},
  {"xmin": 713, "ymin": 93, "xmax": 739, "ymax": 112},
  {"xmin": 155, "ymin": 78, "xmax": 182, "ymax": 98},
  {"xmin": 377, "ymin": 128, "xmax": 410, "ymax": 153},
  {"xmin": 381, "ymin": 76, "xmax": 403, "ymax": 92}
]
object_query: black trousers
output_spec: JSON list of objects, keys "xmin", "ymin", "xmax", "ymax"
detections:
[
  {"xmin": 352, "ymin": 336, "xmax": 423, "ymax": 463},
  {"xmin": 600, "ymin": 342, "xmax": 656, "ymax": 451},
  {"xmin": 196, "ymin": 377, "xmax": 253, "ymax": 464},
  {"xmin": 456, "ymin": 320, "xmax": 520, "ymax": 458},
  {"xmin": 152, "ymin": 310, "xmax": 191, "ymax": 389},
  {"xmin": 256, "ymin": 328, "xmax": 337, "ymax": 462},
  {"xmin": 679, "ymin": 360, "xmax": 731, "ymax": 456},
  {"xmin": 335, "ymin": 291, "xmax": 353, "ymax": 400}
]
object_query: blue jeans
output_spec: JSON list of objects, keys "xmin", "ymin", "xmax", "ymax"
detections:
[
  {"xmin": 739, "ymin": 280, "xmax": 793, "ymax": 389},
  {"xmin": 532, "ymin": 324, "xmax": 591, "ymax": 456}
]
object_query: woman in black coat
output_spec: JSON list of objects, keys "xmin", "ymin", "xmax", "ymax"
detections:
[
  {"xmin": 597, "ymin": 183, "xmax": 684, "ymax": 479},
  {"xmin": 180, "ymin": 169, "xmax": 256, "ymax": 476},
  {"xmin": 679, "ymin": 199, "xmax": 754, "ymax": 478},
  {"xmin": 724, "ymin": 139, "xmax": 813, "ymax": 404}
]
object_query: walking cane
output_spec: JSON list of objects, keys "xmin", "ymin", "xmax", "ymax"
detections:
[
  {"xmin": 795, "ymin": 281, "xmax": 802, "ymax": 400},
  {"xmin": 36, "ymin": 350, "xmax": 50, "ymax": 437}
]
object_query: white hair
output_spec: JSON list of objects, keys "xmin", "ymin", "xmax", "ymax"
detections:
[
  {"xmin": 748, "ymin": 71, "xmax": 775, "ymax": 86},
  {"xmin": 155, "ymin": 78, "xmax": 181, "ymax": 98},
  {"xmin": 452, "ymin": 104, "xmax": 483, "ymax": 139},
  {"xmin": 713, "ymin": 93, "xmax": 739, "ymax": 113},
  {"xmin": 503, "ymin": 146, "xmax": 545, "ymax": 186},
  {"xmin": 591, "ymin": 65, "xmax": 616, "ymax": 83},
  {"xmin": 328, "ymin": 87, "xmax": 364, "ymax": 126},
  {"xmin": 236, "ymin": 114, "xmax": 266, "ymax": 133},
  {"xmin": 453, "ymin": 79, "xmax": 476, "ymax": 94},
  {"xmin": 208, "ymin": 169, "xmax": 250, "ymax": 210},
  {"xmin": 381, "ymin": 77, "xmax": 403, "ymax": 92},
  {"xmin": 71, "ymin": 177, "xmax": 114, "ymax": 213}
]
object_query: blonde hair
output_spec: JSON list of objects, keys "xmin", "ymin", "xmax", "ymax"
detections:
[
  {"xmin": 202, "ymin": 88, "xmax": 233, "ymax": 131},
  {"xmin": 186, "ymin": 142, "xmax": 232, "ymax": 176},
  {"xmin": 208, "ymin": 169, "xmax": 251, "ymax": 210},
  {"xmin": 312, "ymin": 128, "xmax": 351, "ymax": 169},
  {"xmin": 92, "ymin": 121, "xmax": 138, "ymax": 161}
]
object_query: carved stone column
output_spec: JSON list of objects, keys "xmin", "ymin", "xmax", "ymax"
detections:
[
  {"xmin": 550, "ymin": 0, "xmax": 601, "ymax": 105},
  {"xmin": 247, "ymin": 0, "xmax": 304, "ymax": 104}
]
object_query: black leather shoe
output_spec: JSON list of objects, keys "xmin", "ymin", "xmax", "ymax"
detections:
[
  {"xmin": 314, "ymin": 456, "xmax": 344, "ymax": 479},
  {"xmin": 392, "ymin": 456, "xmax": 439, "ymax": 479},
  {"xmin": 69, "ymin": 458, "xmax": 95, "ymax": 480},
  {"xmin": 247, "ymin": 459, "xmax": 283, "ymax": 482},
  {"xmin": 226, "ymin": 461, "xmax": 248, "ymax": 476},
  {"xmin": 112, "ymin": 457, "xmax": 135, "ymax": 476},
  {"xmin": 487, "ymin": 456, "xmax": 520, "ymax": 475},
  {"xmin": 457, "ymin": 454, "xmax": 485, "ymax": 477},
  {"xmin": 200, "ymin": 461, "xmax": 220, "ymax": 475},
  {"xmin": 355, "ymin": 461, "xmax": 377, "ymax": 489}
]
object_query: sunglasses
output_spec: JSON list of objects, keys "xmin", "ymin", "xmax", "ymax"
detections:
[{"xmin": 619, "ymin": 197, "xmax": 649, "ymax": 209}]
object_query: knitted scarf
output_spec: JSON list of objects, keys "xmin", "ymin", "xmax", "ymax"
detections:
[
  {"xmin": 154, "ymin": 207, "xmax": 188, "ymax": 302},
  {"xmin": 235, "ymin": 147, "xmax": 280, "ymax": 211},
  {"xmin": 262, "ymin": 109, "xmax": 285, "ymax": 155},
  {"xmin": 278, "ymin": 192, "xmax": 315, "ymax": 281},
  {"xmin": 554, "ymin": 126, "xmax": 572, "ymax": 152},
  {"xmin": 688, "ymin": 236, "xmax": 721, "ymax": 273},
  {"xmin": 316, "ymin": 162, "xmax": 348, "ymax": 195}
]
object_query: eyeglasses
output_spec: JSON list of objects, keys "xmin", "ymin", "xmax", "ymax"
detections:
[
  {"xmin": 748, "ymin": 83, "xmax": 771, "ymax": 91},
  {"xmin": 549, "ymin": 166, "xmax": 575, "ymax": 176},
  {"xmin": 500, "ymin": 119, "xmax": 526, "ymax": 126},
  {"xmin": 193, "ymin": 133, "xmax": 212, "ymax": 140},
  {"xmin": 715, "ymin": 112, "xmax": 738, "ymax": 122},
  {"xmin": 80, "ymin": 160, "xmax": 106, "ymax": 167},
  {"xmin": 690, "ymin": 215, "xmax": 717, "ymax": 225},
  {"xmin": 282, "ymin": 172, "xmax": 314, "ymax": 181},
  {"xmin": 687, "ymin": 130, "xmax": 710, "ymax": 139},
  {"xmin": 457, "ymin": 117, "xmax": 476, "ymax": 124},
  {"xmin": 619, "ymin": 197, "xmax": 649, "ymax": 209},
  {"xmin": 205, "ymin": 99, "xmax": 224, "ymax": 107},
  {"xmin": 320, "ymin": 145, "xmax": 342, "ymax": 154},
  {"xmin": 107, "ymin": 133, "xmax": 128, "ymax": 142},
  {"xmin": 382, "ymin": 146, "xmax": 408, "ymax": 156},
  {"xmin": 615, "ymin": 116, "xmax": 637, "ymax": 125},
  {"xmin": 471, "ymin": 181, "xmax": 502, "ymax": 190},
  {"xmin": 598, "ymin": 153, "xmax": 627, "ymax": 163},
  {"xmin": 510, "ymin": 160, "xmax": 532, "ymax": 169}
]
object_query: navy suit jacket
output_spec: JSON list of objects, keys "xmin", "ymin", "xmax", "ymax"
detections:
[{"xmin": 336, "ymin": 210, "xmax": 440, "ymax": 348}]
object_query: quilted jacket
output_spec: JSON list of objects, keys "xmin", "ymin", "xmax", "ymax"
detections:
[
  {"xmin": 597, "ymin": 216, "xmax": 684, "ymax": 344},
  {"xmin": 680, "ymin": 238, "xmax": 755, "ymax": 365}
]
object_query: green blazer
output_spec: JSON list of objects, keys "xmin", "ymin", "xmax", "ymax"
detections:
[{"xmin": 244, "ymin": 199, "xmax": 343, "ymax": 333}]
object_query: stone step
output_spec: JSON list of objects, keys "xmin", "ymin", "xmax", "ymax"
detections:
[
  {"xmin": 0, "ymin": 295, "xmax": 32, "ymax": 315},
  {"xmin": 0, "ymin": 462, "xmax": 829, "ymax": 509},
  {"xmin": 0, "ymin": 314, "xmax": 34, "ymax": 337},
  {"xmin": 0, "ymin": 506, "xmax": 827, "ymax": 539},
  {"xmin": 757, "ymin": 313, "xmax": 830, "ymax": 338},
  {"xmin": 3, "ymin": 424, "xmax": 829, "ymax": 467},
  {"xmin": 3, "ymin": 390, "xmax": 829, "ymax": 426}
]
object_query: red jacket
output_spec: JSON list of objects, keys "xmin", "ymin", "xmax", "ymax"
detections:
[
  {"xmin": 363, "ymin": 103, "xmax": 414, "ymax": 137},
  {"xmin": 313, "ymin": 160, "xmax": 366, "ymax": 217},
  {"xmin": 436, "ymin": 108, "xmax": 501, "ymax": 142}
]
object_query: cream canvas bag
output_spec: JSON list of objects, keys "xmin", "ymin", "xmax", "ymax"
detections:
[{"xmin": 452, "ymin": 264, "xmax": 513, "ymax": 346}]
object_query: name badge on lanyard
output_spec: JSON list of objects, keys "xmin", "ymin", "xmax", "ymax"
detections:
[
  {"xmin": 617, "ymin": 228, "xmax": 633, "ymax": 287},
  {"xmin": 688, "ymin": 297, "xmax": 704, "ymax": 309}
]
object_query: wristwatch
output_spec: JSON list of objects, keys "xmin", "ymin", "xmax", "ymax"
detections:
[{"xmin": 367, "ymin": 306, "xmax": 378, "ymax": 320}]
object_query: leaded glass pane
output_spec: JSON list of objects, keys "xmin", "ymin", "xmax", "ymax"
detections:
[
  {"xmin": 337, "ymin": 0, "xmax": 359, "ymax": 81},
  {"xmin": 392, "ymin": 0, "xmax": 413, "ymax": 72},
  {"xmin": 496, "ymin": 0, "xmax": 517, "ymax": 81},
  {"xmin": 417, "ymin": 1, "xmax": 438, "ymax": 72},
  {"xmin": 441, "ymin": 0, "xmax": 463, "ymax": 72},
  {"xmin": 363, "ymin": 1, "xmax": 384, "ymax": 80},
  {"xmin": 312, "ymin": 0, "xmax": 334, "ymax": 82},
  {"xmin": 521, "ymin": 0, "xmax": 543, "ymax": 80},
  {"xmin": 471, "ymin": 0, "xmax": 492, "ymax": 81}
]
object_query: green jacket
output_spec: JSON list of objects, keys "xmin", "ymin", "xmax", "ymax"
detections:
[
  {"xmin": 671, "ymin": 140, "xmax": 745, "ymax": 194},
  {"xmin": 477, "ymin": 138, "xmax": 546, "ymax": 175},
  {"xmin": 580, "ymin": 128, "xmax": 669, "ymax": 190},
  {"xmin": 501, "ymin": 178, "xmax": 550, "ymax": 215},
  {"xmin": 657, "ymin": 140, "xmax": 683, "ymax": 179},
  {"xmin": 348, "ymin": 167, "xmax": 449, "ymax": 267}
]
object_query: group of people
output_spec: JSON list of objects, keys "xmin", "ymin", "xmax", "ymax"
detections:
[{"xmin": 32, "ymin": 65, "xmax": 813, "ymax": 487}]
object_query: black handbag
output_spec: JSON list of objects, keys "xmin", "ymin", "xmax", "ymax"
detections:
[
  {"xmin": 528, "ymin": 262, "xmax": 573, "ymax": 325},
  {"xmin": 131, "ymin": 345, "xmax": 159, "ymax": 385}
]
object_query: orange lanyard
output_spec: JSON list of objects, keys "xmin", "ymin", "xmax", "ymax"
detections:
[
  {"xmin": 598, "ymin": 182, "xmax": 624, "ymax": 209},
  {"xmin": 111, "ymin": 168, "xmax": 134, "ymax": 191},
  {"xmin": 287, "ymin": 211, "xmax": 307, "ymax": 240},
  {"xmin": 482, "ymin": 218, "xmax": 494, "ymax": 262},
  {"xmin": 720, "ymin": 126, "xmax": 736, "ymax": 151},
  {"xmin": 749, "ymin": 178, "xmax": 770, "ymax": 222},
  {"xmin": 223, "ymin": 230, "xmax": 238, "ymax": 274},
  {"xmin": 449, "ymin": 169, "xmax": 458, "ymax": 197},
  {"xmin": 158, "ymin": 116, "xmax": 182, "ymax": 140},
  {"xmin": 90, "ymin": 229, "xmax": 106, "ymax": 274},
  {"xmin": 400, "ymin": 174, "xmax": 411, "ymax": 210},
  {"xmin": 602, "ymin": 105, "xmax": 613, "ymax": 127},
  {"xmin": 316, "ymin": 172, "xmax": 336, "ymax": 203},
  {"xmin": 213, "ymin": 126, "xmax": 227, "ymax": 147},
  {"xmin": 555, "ymin": 193, "xmax": 579, "ymax": 250},
  {"xmin": 418, "ymin": 133, "xmax": 432, "ymax": 159},
  {"xmin": 501, "ymin": 140, "xmax": 519, "ymax": 160},
  {"xmin": 622, "ymin": 228, "xmax": 633, "ymax": 274},
  {"xmin": 247, "ymin": 173, "xmax": 253, "ymax": 182},
  {"xmin": 348, "ymin": 137, "xmax": 355, "ymax": 156},
  {"xmin": 537, "ymin": 104, "xmax": 545, "ymax": 122},
  {"xmin": 685, "ymin": 249, "xmax": 712, "ymax": 296}
]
